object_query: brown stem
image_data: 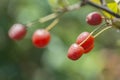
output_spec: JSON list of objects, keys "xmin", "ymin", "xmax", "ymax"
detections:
[{"xmin": 86, "ymin": 0, "xmax": 120, "ymax": 18}]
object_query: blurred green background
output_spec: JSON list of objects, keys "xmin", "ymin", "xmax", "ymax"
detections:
[{"xmin": 0, "ymin": 0, "xmax": 120, "ymax": 80}]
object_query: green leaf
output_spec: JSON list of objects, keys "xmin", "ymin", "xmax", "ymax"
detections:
[
  {"xmin": 103, "ymin": 2, "xmax": 118, "ymax": 18},
  {"xmin": 91, "ymin": 0, "xmax": 115, "ymax": 4}
]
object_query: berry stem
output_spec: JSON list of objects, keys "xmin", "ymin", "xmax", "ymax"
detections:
[
  {"xmin": 45, "ymin": 12, "xmax": 65, "ymax": 31},
  {"xmin": 78, "ymin": 23, "xmax": 106, "ymax": 46},
  {"xmin": 94, "ymin": 26, "xmax": 112, "ymax": 38},
  {"xmin": 91, "ymin": 23, "xmax": 106, "ymax": 34},
  {"xmin": 39, "ymin": 13, "xmax": 58, "ymax": 23},
  {"xmin": 78, "ymin": 32, "xmax": 93, "ymax": 46},
  {"xmin": 26, "ymin": 21, "xmax": 38, "ymax": 27},
  {"xmin": 45, "ymin": 19, "xmax": 59, "ymax": 31},
  {"xmin": 26, "ymin": 13, "xmax": 58, "ymax": 27}
]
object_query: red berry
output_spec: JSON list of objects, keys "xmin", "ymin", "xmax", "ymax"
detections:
[
  {"xmin": 8, "ymin": 24, "xmax": 27, "ymax": 40},
  {"xmin": 76, "ymin": 32, "xmax": 94, "ymax": 52},
  {"xmin": 86, "ymin": 12, "xmax": 102, "ymax": 26},
  {"xmin": 84, "ymin": 44, "xmax": 94, "ymax": 53},
  {"xmin": 67, "ymin": 43, "xmax": 84, "ymax": 60},
  {"xmin": 32, "ymin": 29, "xmax": 51, "ymax": 48}
]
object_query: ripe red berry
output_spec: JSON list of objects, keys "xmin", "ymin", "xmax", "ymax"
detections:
[
  {"xmin": 86, "ymin": 12, "xmax": 102, "ymax": 26},
  {"xmin": 32, "ymin": 29, "xmax": 51, "ymax": 48},
  {"xmin": 8, "ymin": 24, "xmax": 27, "ymax": 40},
  {"xmin": 67, "ymin": 43, "xmax": 84, "ymax": 60},
  {"xmin": 76, "ymin": 32, "xmax": 94, "ymax": 52},
  {"xmin": 84, "ymin": 44, "xmax": 94, "ymax": 53}
]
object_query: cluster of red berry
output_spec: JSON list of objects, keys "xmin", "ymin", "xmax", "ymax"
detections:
[
  {"xmin": 8, "ymin": 12, "xmax": 104, "ymax": 61},
  {"xmin": 67, "ymin": 12, "xmax": 103, "ymax": 61},
  {"xmin": 67, "ymin": 32, "xmax": 94, "ymax": 60}
]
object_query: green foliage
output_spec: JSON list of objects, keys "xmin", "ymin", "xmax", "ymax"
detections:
[{"xmin": 103, "ymin": 2, "xmax": 118, "ymax": 18}]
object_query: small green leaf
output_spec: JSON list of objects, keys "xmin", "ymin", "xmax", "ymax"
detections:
[
  {"xmin": 91, "ymin": 0, "xmax": 114, "ymax": 4},
  {"xmin": 103, "ymin": 2, "xmax": 118, "ymax": 18}
]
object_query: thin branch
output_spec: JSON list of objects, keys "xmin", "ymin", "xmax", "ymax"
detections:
[
  {"xmin": 86, "ymin": 0, "xmax": 120, "ymax": 18},
  {"xmin": 26, "ymin": 0, "xmax": 120, "ymax": 27},
  {"xmin": 63, "ymin": 0, "xmax": 120, "ymax": 18}
]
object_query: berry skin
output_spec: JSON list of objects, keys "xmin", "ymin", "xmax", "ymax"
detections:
[
  {"xmin": 84, "ymin": 44, "xmax": 94, "ymax": 53},
  {"xmin": 8, "ymin": 24, "xmax": 27, "ymax": 40},
  {"xmin": 76, "ymin": 32, "xmax": 94, "ymax": 52},
  {"xmin": 67, "ymin": 43, "xmax": 84, "ymax": 60},
  {"xmin": 32, "ymin": 29, "xmax": 51, "ymax": 48},
  {"xmin": 86, "ymin": 12, "xmax": 102, "ymax": 26}
]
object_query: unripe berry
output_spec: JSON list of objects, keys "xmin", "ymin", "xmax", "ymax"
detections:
[
  {"xmin": 8, "ymin": 24, "xmax": 27, "ymax": 40},
  {"xmin": 32, "ymin": 29, "xmax": 51, "ymax": 48},
  {"xmin": 67, "ymin": 43, "xmax": 84, "ymax": 60},
  {"xmin": 86, "ymin": 12, "xmax": 102, "ymax": 26},
  {"xmin": 76, "ymin": 32, "xmax": 94, "ymax": 53}
]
